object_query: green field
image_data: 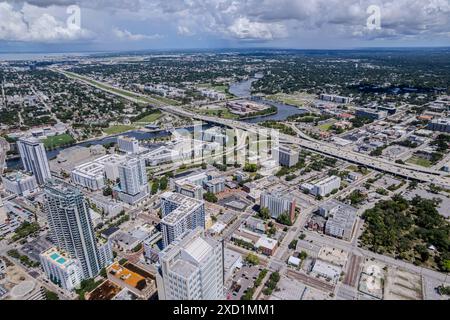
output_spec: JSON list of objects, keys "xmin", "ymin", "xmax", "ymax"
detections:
[
  {"xmin": 407, "ymin": 156, "xmax": 432, "ymax": 168},
  {"xmin": 133, "ymin": 111, "xmax": 163, "ymax": 124},
  {"xmin": 266, "ymin": 93, "xmax": 311, "ymax": 108},
  {"xmin": 103, "ymin": 125, "xmax": 136, "ymax": 135},
  {"xmin": 198, "ymin": 84, "xmax": 228, "ymax": 93},
  {"xmin": 200, "ymin": 108, "xmax": 239, "ymax": 119},
  {"xmin": 43, "ymin": 134, "xmax": 75, "ymax": 148},
  {"xmin": 318, "ymin": 122, "xmax": 335, "ymax": 131}
]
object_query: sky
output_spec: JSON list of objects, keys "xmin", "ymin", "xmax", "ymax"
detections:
[{"xmin": 0, "ymin": 0, "xmax": 449, "ymax": 52}]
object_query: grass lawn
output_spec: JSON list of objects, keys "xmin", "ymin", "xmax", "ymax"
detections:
[
  {"xmin": 43, "ymin": 134, "xmax": 75, "ymax": 148},
  {"xmin": 407, "ymin": 156, "xmax": 432, "ymax": 168},
  {"xmin": 318, "ymin": 122, "xmax": 335, "ymax": 131},
  {"xmin": 103, "ymin": 125, "xmax": 136, "ymax": 135},
  {"xmin": 133, "ymin": 111, "xmax": 163, "ymax": 124},
  {"xmin": 200, "ymin": 108, "xmax": 239, "ymax": 119},
  {"xmin": 266, "ymin": 93, "xmax": 308, "ymax": 108}
]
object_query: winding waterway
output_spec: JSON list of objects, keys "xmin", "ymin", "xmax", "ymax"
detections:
[{"xmin": 228, "ymin": 76, "xmax": 307, "ymax": 123}]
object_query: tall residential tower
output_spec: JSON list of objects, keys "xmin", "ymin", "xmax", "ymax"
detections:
[
  {"xmin": 17, "ymin": 137, "xmax": 51, "ymax": 185},
  {"xmin": 43, "ymin": 180, "xmax": 112, "ymax": 279}
]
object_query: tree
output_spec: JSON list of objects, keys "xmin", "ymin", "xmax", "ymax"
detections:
[
  {"xmin": 103, "ymin": 186, "xmax": 113, "ymax": 197},
  {"xmin": 298, "ymin": 251, "xmax": 308, "ymax": 260},
  {"xmin": 259, "ymin": 207, "xmax": 270, "ymax": 220},
  {"xmin": 243, "ymin": 163, "xmax": 258, "ymax": 173},
  {"xmin": 245, "ymin": 253, "xmax": 260, "ymax": 266},
  {"xmin": 203, "ymin": 192, "xmax": 218, "ymax": 203},
  {"xmin": 288, "ymin": 240, "xmax": 298, "ymax": 250},
  {"xmin": 44, "ymin": 289, "xmax": 59, "ymax": 300},
  {"xmin": 159, "ymin": 176, "xmax": 168, "ymax": 191},
  {"xmin": 277, "ymin": 213, "xmax": 292, "ymax": 226},
  {"xmin": 151, "ymin": 179, "xmax": 159, "ymax": 195}
]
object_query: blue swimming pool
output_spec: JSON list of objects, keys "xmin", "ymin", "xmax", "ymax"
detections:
[{"xmin": 50, "ymin": 253, "xmax": 59, "ymax": 260}]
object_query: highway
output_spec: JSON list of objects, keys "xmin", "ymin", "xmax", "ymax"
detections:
[
  {"xmin": 161, "ymin": 104, "xmax": 450, "ymax": 188},
  {"xmin": 56, "ymin": 68, "xmax": 450, "ymax": 188}
]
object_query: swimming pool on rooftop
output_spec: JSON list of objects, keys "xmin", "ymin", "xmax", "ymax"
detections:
[{"xmin": 49, "ymin": 252, "xmax": 67, "ymax": 264}]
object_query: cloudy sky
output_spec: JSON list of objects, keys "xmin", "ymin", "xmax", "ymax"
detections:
[{"xmin": 0, "ymin": 0, "xmax": 449, "ymax": 52}]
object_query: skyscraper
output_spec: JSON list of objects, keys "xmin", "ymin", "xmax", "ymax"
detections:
[
  {"xmin": 156, "ymin": 227, "xmax": 224, "ymax": 300},
  {"xmin": 17, "ymin": 137, "xmax": 51, "ymax": 185},
  {"xmin": 117, "ymin": 157, "xmax": 149, "ymax": 205},
  {"xmin": 43, "ymin": 180, "xmax": 109, "ymax": 279}
]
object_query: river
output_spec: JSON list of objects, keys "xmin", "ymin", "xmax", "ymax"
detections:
[
  {"xmin": 7, "ymin": 76, "xmax": 304, "ymax": 169},
  {"xmin": 6, "ymin": 126, "xmax": 204, "ymax": 170},
  {"xmin": 228, "ymin": 76, "xmax": 307, "ymax": 123}
]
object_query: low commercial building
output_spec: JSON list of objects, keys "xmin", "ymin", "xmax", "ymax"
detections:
[
  {"xmin": 204, "ymin": 178, "xmax": 225, "ymax": 194},
  {"xmin": 234, "ymin": 171, "xmax": 250, "ymax": 183},
  {"xmin": 224, "ymin": 248, "xmax": 243, "ymax": 281},
  {"xmin": 175, "ymin": 182, "xmax": 204, "ymax": 200},
  {"xmin": 88, "ymin": 194, "xmax": 124, "ymax": 218},
  {"xmin": 107, "ymin": 262, "xmax": 157, "ymax": 300},
  {"xmin": 255, "ymin": 236, "xmax": 278, "ymax": 256},
  {"xmin": 288, "ymin": 256, "xmax": 301, "ymax": 268},
  {"xmin": 356, "ymin": 108, "xmax": 388, "ymax": 120},
  {"xmin": 310, "ymin": 176, "xmax": 341, "ymax": 197},
  {"xmin": 2, "ymin": 171, "xmax": 38, "ymax": 196},
  {"xmin": 310, "ymin": 259, "xmax": 342, "ymax": 284},
  {"xmin": 39, "ymin": 247, "xmax": 83, "ymax": 291},
  {"xmin": 427, "ymin": 118, "xmax": 450, "ymax": 133}
]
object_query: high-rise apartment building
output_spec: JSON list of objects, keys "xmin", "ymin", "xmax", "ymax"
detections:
[
  {"xmin": 17, "ymin": 137, "xmax": 51, "ymax": 185},
  {"xmin": 43, "ymin": 180, "xmax": 111, "ymax": 279},
  {"xmin": 160, "ymin": 192, "xmax": 205, "ymax": 247},
  {"xmin": 117, "ymin": 157, "xmax": 149, "ymax": 205}
]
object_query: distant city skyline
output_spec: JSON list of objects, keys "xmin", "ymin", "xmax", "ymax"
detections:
[{"xmin": 0, "ymin": 0, "xmax": 449, "ymax": 53}]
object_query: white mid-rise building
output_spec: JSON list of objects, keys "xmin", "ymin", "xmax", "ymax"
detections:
[
  {"xmin": 160, "ymin": 192, "xmax": 205, "ymax": 247},
  {"xmin": 117, "ymin": 136, "xmax": 140, "ymax": 154},
  {"xmin": 2, "ymin": 171, "xmax": 38, "ymax": 196},
  {"xmin": 260, "ymin": 191, "xmax": 296, "ymax": 221},
  {"xmin": 70, "ymin": 154, "xmax": 126, "ymax": 191},
  {"xmin": 175, "ymin": 182, "xmax": 204, "ymax": 200},
  {"xmin": 157, "ymin": 227, "xmax": 224, "ymax": 300},
  {"xmin": 17, "ymin": 137, "xmax": 51, "ymax": 185},
  {"xmin": 277, "ymin": 146, "xmax": 299, "ymax": 168},
  {"xmin": 40, "ymin": 247, "xmax": 83, "ymax": 291},
  {"xmin": 204, "ymin": 178, "xmax": 225, "ymax": 194},
  {"xmin": 311, "ymin": 176, "xmax": 341, "ymax": 197},
  {"xmin": 71, "ymin": 162, "xmax": 105, "ymax": 191}
]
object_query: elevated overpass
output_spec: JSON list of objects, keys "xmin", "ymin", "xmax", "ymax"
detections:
[{"xmin": 56, "ymin": 69, "xmax": 450, "ymax": 188}]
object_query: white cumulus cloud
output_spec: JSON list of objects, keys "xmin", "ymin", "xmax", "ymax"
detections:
[
  {"xmin": 113, "ymin": 28, "xmax": 163, "ymax": 41},
  {"xmin": 228, "ymin": 17, "xmax": 287, "ymax": 41}
]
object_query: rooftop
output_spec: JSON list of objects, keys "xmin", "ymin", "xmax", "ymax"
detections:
[{"xmin": 160, "ymin": 192, "xmax": 204, "ymax": 225}]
